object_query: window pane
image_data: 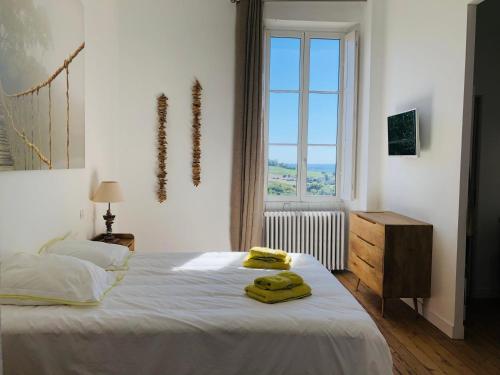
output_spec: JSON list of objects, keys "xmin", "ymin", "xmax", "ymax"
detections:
[
  {"xmin": 306, "ymin": 146, "xmax": 336, "ymax": 196},
  {"xmin": 268, "ymin": 93, "xmax": 299, "ymax": 144},
  {"xmin": 307, "ymin": 93, "xmax": 338, "ymax": 145},
  {"xmin": 270, "ymin": 37, "xmax": 301, "ymax": 91},
  {"xmin": 309, "ymin": 39, "xmax": 340, "ymax": 91},
  {"xmin": 268, "ymin": 145, "xmax": 298, "ymax": 197}
]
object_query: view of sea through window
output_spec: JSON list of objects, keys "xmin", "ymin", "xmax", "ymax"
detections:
[{"xmin": 267, "ymin": 35, "xmax": 340, "ymax": 198}]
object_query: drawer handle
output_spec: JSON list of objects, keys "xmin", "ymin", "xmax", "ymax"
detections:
[
  {"xmin": 356, "ymin": 254, "xmax": 374, "ymax": 269},
  {"xmin": 356, "ymin": 214, "xmax": 377, "ymax": 225},
  {"xmin": 356, "ymin": 234, "xmax": 375, "ymax": 247}
]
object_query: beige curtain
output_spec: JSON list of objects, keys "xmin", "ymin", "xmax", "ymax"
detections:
[{"xmin": 230, "ymin": 0, "xmax": 264, "ymax": 251}]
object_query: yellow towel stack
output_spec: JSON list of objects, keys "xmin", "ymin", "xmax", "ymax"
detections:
[
  {"xmin": 245, "ymin": 271, "xmax": 312, "ymax": 304},
  {"xmin": 243, "ymin": 247, "xmax": 291, "ymax": 270}
]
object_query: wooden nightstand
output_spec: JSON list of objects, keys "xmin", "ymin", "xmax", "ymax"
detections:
[{"xmin": 92, "ymin": 233, "xmax": 135, "ymax": 251}]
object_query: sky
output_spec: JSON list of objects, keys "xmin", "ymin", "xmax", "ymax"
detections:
[{"xmin": 268, "ymin": 37, "xmax": 339, "ymax": 166}]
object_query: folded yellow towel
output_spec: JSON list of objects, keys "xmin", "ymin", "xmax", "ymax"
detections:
[
  {"xmin": 245, "ymin": 283, "xmax": 312, "ymax": 304},
  {"xmin": 250, "ymin": 256, "xmax": 282, "ymax": 263},
  {"xmin": 249, "ymin": 247, "xmax": 288, "ymax": 262},
  {"xmin": 243, "ymin": 254, "xmax": 291, "ymax": 270},
  {"xmin": 254, "ymin": 271, "xmax": 304, "ymax": 290}
]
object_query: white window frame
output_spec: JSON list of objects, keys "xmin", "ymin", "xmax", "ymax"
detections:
[{"xmin": 264, "ymin": 29, "xmax": 345, "ymax": 203}]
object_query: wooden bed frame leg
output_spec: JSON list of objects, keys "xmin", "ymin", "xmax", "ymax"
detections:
[
  {"xmin": 355, "ymin": 278, "xmax": 361, "ymax": 292},
  {"xmin": 413, "ymin": 298, "xmax": 419, "ymax": 319},
  {"xmin": 381, "ymin": 298, "xmax": 385, "ymax": 318}
]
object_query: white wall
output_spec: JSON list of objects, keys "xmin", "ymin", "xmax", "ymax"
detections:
[
  {"xmin": 0, "ymin": 0, "xmax": 236, "ymax": 255},
  {"xmin": 370, "ymin": 0, "xmax": 472, "ymax": 338},
  {"xmin": 264, "ymin": 1, "xmax": 365, "ymax": 26},
  {"xmin": 0, "ymin": 0, "xmax": 118, "ymax": 256},
  {"xmin": 113, "ymin": 0, "xmax": 236, "ymax": 252}
]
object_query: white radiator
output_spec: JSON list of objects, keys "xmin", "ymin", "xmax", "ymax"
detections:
[{"xmin": 264, "ymin": 211, "xmax": 345, "ymax": 271}]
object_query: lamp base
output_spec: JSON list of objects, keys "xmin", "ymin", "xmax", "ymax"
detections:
[{"xmin": 103, "ymin": 204, "xmax": 115, "ymax": 241}]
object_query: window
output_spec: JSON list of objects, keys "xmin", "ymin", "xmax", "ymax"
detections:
[{"xmin": 264, "ymin": 31, "xmax": 345, "ymax": 202}]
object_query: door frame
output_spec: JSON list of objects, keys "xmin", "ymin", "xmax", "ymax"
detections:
[{"xmin": 456, "ymin": 0, "xmax": 485, "ymax": 339}]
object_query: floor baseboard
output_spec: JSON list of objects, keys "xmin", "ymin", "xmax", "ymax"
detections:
[{"xmin": 401, "ymin": 298, "xmax": 461, "ymax": 339}]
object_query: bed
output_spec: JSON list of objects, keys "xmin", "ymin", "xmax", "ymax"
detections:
[{"xmin": 1, "ymin": 252, "xmax": 392, "ymax": 375}]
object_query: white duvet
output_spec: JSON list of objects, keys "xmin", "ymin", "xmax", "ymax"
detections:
[{"xmin": 1, "ymin": 252, "xmax": 392, "ymax": 375}]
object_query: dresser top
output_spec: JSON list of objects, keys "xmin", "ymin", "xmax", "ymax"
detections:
[{"xmin": 352, "ymin": 211, "xmax": 432, "ymax": 226}]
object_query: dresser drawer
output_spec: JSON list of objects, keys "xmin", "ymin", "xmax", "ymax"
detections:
[
  {"xmin": 349, "ymin": 232, "xmax": 384, "ymax": 272},
  {"xmin": 350, "ymin": 213, "xmax": 385, "ymax": 249},
  {"xmin": 349, "ymin": 253, "xmax": 383, "ymax": 296}
]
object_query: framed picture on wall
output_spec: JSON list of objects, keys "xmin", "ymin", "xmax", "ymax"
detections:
[{"xmin": 0, "ymin": 0, "xmax": 85, "ymax": 172}]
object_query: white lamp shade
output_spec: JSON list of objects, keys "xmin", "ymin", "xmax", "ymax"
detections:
[{"xmin": 93, "ymin": 181, "xmax": 124, "ymax": 203}]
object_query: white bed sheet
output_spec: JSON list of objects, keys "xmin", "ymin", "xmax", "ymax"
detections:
[{"xmin": 1, "ymin": 252, "xmax": 392, "ymax": 375}]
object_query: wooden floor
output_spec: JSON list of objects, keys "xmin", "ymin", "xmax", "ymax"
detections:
[{"xmin": 335, "ymin": 271, "xmax": 500, "ymax": 375}]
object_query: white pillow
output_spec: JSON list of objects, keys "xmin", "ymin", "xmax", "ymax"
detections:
[
  {"xmin": 43, "ymin": 240, "xmax": 131, "ymax": 271},
  {"xmin": 37, "ymin": 232, "xmax": 73, "ymax": 254},
  {"xmin": 0, "ymin": 253, "xmax": 119, "ymax": 306}
]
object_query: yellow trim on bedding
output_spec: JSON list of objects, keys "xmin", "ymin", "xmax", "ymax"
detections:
[
  {"xmin": 107, "ymin": 252, "xmax": 133, "ymax": 271},
  {"xmin": 0, "ymin": 274, "xmax": 125, "ymax": 306},
  {"xmin": 38, "ymin": 232, "xmax": 72, "ymax": 254}
]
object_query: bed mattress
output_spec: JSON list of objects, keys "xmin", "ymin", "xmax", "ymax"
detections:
[{"xmin": 1, "ymin": 252, "xmax": 392, "ymax": 375}]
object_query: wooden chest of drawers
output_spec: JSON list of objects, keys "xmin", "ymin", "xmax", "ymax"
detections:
[{"xmin": 348, "ymin": 211, "xmax": 433, "ymax": 316}]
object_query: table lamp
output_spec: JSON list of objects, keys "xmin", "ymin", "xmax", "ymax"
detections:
[{"xmin": 93, "ymin": 181, "xmax": 124, "ymax": 241}]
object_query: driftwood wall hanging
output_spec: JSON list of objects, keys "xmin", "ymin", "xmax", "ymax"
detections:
[
  {"xmin": 156, "ymin": 93, "xmax": 168, "ymax": 203},
  {"xmin": 191, "ymin": 79, "xmax": 203, "ymax": 187}
]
